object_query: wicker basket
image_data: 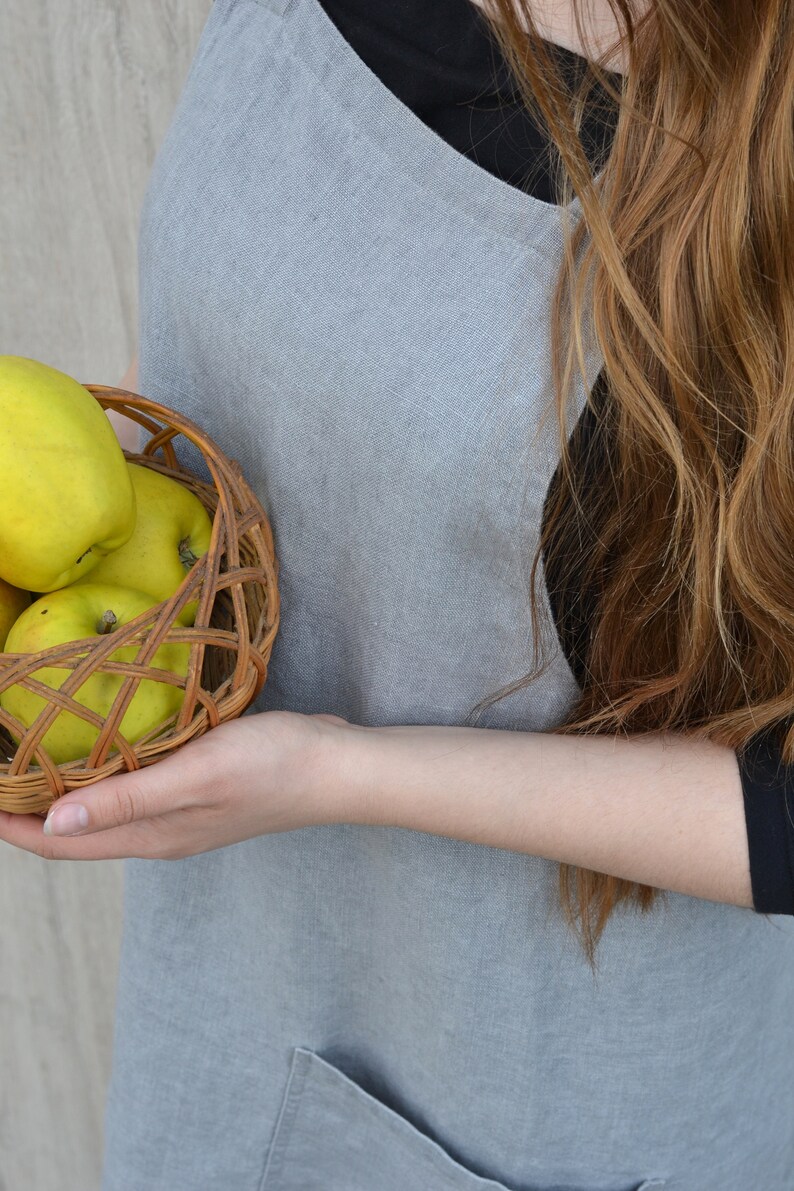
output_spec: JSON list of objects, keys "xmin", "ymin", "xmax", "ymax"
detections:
[{"xmin": 0, "ymin": 385, "xmax": 280, "ymax": 815}]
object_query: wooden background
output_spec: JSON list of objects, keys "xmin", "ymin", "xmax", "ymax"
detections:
[{"xmin": 0, "ymin": 2, "xmax": 211, "ymax": 1187}]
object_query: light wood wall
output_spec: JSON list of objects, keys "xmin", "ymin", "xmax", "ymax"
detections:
[{"xmin": 0, "ymin": 2, "xmax": 212, "ymax": 1187}]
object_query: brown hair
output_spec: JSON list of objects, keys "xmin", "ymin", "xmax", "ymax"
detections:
[{"xmin": 468, "ymin": 0, "xmax": 794, "ymax": 969}]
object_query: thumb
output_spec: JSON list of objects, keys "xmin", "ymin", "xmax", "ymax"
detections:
[{"xmin": 42, "ymin": 752, "xmax": 191, "ymax": 838}]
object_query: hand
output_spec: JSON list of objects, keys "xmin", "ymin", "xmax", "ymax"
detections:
[{"xmin": 0, "ymin": 710, "xmax": 359, "ymax": 862}]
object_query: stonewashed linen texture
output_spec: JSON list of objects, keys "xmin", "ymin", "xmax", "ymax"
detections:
[{"xmin": 100, "ymin": 1, "xmax": 794, "ymax": 1188}]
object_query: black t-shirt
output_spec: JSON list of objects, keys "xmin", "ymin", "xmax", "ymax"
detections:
[{"xmin": 317, "ymin": 0, "xmax": 794, "ymax": 916}]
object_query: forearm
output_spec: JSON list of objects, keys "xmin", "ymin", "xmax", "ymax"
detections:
[
  {"xmin": 107, "ymin": 351, "xmax": 139, "ymax": 451},
  {"xmin": 347, "ymin": 723, "xmax": 754, "ymax": 909}
]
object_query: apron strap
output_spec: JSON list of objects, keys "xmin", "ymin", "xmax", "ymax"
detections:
[{"xmin": 250, "ymin": 0, "xmax": 292, "ymax": 16}]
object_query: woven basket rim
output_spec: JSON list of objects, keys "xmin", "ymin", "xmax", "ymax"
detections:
[{"xmin": 0, "ymin": 384, "xmax": 280, "ymax": 810}]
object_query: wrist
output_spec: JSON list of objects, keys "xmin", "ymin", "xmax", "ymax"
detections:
[
  {"xmin": 330, "ymin": 722, "xmax": 441, "ymax": 832},
  {"xmin": 303, "ymin": 714, "xmax": 381, "ymax": 827}
]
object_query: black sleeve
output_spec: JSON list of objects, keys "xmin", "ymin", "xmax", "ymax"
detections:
[{"xmin": 737, "ymin": 721, "xmax": 794, "ymax": 915}]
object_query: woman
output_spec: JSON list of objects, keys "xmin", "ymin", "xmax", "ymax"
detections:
[{"xmin": 3, "ymin": 0, "xmax": 794, "ymax": 1186}]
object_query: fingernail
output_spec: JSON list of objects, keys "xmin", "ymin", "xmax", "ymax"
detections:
[{"xmin": 44, "ymin": 804, "xmax": 89, "ymax": 836}]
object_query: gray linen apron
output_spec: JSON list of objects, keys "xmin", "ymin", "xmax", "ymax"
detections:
[{"xmin": 100, "ymin": 1, "xmax": 794, "ymax": 1188}]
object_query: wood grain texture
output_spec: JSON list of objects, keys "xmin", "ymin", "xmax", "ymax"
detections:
[{"xmin": 0, "ymin": 2, "xmax": 212, "ymax": 1188}]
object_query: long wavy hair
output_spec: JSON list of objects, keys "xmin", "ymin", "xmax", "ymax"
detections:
[{"xmin": 468, "ymin": 0, "xmax": 794, "ymax": 969}]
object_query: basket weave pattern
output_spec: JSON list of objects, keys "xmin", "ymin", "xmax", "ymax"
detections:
[{"xmin": 0, "ymin": 386, "xmax": 280, "ymax": 814}]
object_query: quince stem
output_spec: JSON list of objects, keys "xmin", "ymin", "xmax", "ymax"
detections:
[
  {"xmin": 179, "ymin": 536, "xmax": 199, "ymax": 570},
  {"xmin": 97, "ymin": 609, "xmax": 118, "ymax": 635}
]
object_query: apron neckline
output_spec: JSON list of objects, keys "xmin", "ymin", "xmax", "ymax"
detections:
[{"xmin": 272, "ymin": 0, "xmax": 598, "ymax": 250}]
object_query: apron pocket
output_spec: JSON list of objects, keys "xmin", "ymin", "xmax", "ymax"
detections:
[{"xmin": 258, "ymin": 1047, "xmax": 667, "ymax": 1191}]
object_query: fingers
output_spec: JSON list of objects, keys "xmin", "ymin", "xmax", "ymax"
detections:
[
  {"xmin": 43, "ymin": 777, "xmax": 146, "ymax": 838},
  {"xmin": 0, "ymin": 716, "xmax": 274, "ymax": 861},
  {"xmin": 42, "ymin": 745, "xmax": 211, "ymax": 841},
  {"xmin": 0, "ymin": 806, "xmax": 150, "ymax": 861},
  {"xmin": 0, "ymin": 756, "xmax": 179, "ymax": 857}
]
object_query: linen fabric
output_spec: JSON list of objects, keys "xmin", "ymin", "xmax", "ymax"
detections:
[{"xmin": 100, "ymin": 2, "xmax": 794, "ymax": 1188}]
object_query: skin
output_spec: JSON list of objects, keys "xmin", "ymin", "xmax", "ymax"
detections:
[
  {"xmin": 0, "ymin": 712, "xmax": 751, "ymax": 913},
  {"xmin": 107, "ymin": 352, "xmax": 140, "ymax": 451},
  {"xmin": 0, "ymin": 1, "xmax": 753, "ymax": 914},
  {"xmin": 467, "ymin": 0, "xmax": 651, "ymax": 74}
]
